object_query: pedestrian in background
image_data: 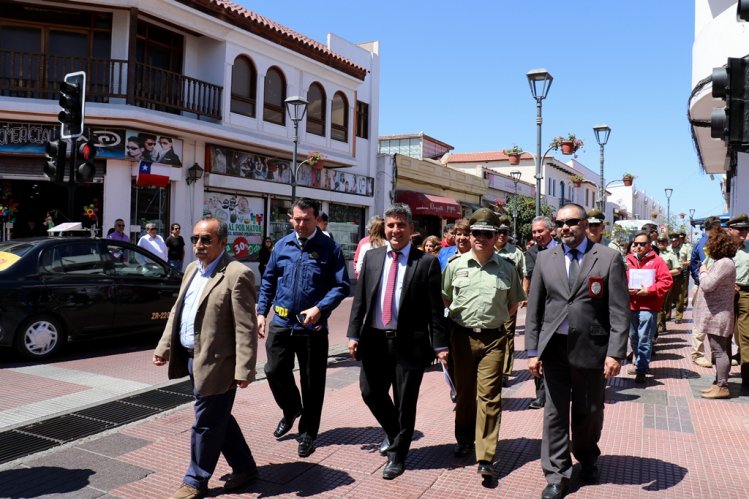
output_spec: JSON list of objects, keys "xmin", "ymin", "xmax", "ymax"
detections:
[
  {"xmin": 727, "ymin": 213, "xmax": 749, "ymax": 382},
  {"xmin": 422, "ymin": 235, "xmax": 441, "ymax": 256},
  {"xmin": 257, "ymin": 198, "xmax": 349, "ymax": 458},
  {"xmin": 138, "ymin": 223, "xmax": 168, "ymax": 262},
  {"xmin": 153, "ymin": 215, "xmax": 259, "ymax": 498},
  {"xmin": 626, "ymin": 231, "xmax": 673, "ymax": 384},
  {"xmin": 353, "ymin": 216, "xmax": 383, "ymax": 274},
  {"xmin": 438, "ymin": 219, "xmax": 471, "ymax": 270},
  {"xmin": 165, "ymin": 223, "xmax": 185, "ymax": 271},
  {"xmin": 443, "ymin": 208, "xmax": 524, "ymax": 478},
  {"xmin": 693, "ymin": 228, "xmax": 737, "ymax": 399},
  {"xmin": 258, "ymin": 236, "xmax": 273, "ymax": 277},
  {"xmin": 656, "ymin": 236, "xmax": 682, "ymax": 335},
  {"xmin": 108, "ymin": 218, "xmax": 129, "ymax": 243},
  {"xmin": 355, "ymin": 217, "xmax": 386, "ymax": 278},
  {"xmin": 347, "ymin": 203, "xmax": 448, "ymax": 480},
  {"xmin": 689, "ymin": 216, "xmax": 723, "ymax": 368}
]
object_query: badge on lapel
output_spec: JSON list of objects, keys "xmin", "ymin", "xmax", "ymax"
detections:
[{"xmin": 588, "ymin": 276, "xmax": 604, "ymax": 298}]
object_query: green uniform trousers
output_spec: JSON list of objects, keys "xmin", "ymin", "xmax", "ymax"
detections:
[
  {"xmin": 452, "ymin": 325, "xmax": 506, "ymax": 463},
  {"xmin": 735, "ymin": 288, "xmax": 749, "ymax": 383},
  {"xmin": 502, "ymin": 310, "xmax": 518, "ymax": 377}
]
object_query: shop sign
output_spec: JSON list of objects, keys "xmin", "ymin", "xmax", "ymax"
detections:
[
  {"xmin": 203, "ymin": 192, "xmax": 264, "ymax": 261},
  {"xmin": 0, "ymin": 121, "xmax": 125, "ymax": 159},
  {"xmin": 486, "ymin": 172, "xmax": 535, "ymax": 197}
]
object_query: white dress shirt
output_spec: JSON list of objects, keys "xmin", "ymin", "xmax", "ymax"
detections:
[{"xmin": 373, "ymin": 242, "xmax": 412, "ymax": 330}]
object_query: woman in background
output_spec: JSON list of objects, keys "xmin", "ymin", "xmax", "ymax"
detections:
[
  {"xmin": 354, "ymin": 217, "xmax": 386, "ymax": 278},
  {"xmin": 422, "ymin": 235, "xmax": 441, "ymax": 257},
  {"xmin": 258, "ymin": 237, "xmax": 273, "ymax": 277}
]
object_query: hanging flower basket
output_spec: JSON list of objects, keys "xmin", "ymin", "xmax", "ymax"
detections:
[
  {"xmin": 622, "ymin": 174, "xmax": 634, "ymax": 186},
  {"xmin": 306, "ymin": 151, "xmax": 326, "ymax": 170},
  {"xmin": 503, "ymin": 145, "xmax": 523, "ymax": 165},
  {"xmin": 550, "ymin": 134, "xmax": 584, "ymax": 155},
  {"xmin": 508, "ymin": 153, "xmax": 521, "ymax": 165},
  {"xmin": 571, "ymin": 175, "xmax": 584, "ymax": 188}
]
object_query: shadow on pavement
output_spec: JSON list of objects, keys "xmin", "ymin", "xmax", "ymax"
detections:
[
  {"xmin": 316, "ymin": 425, "xmax": 424, "ymax": 450},
  {"xmin": 242, "ymin": 461, "xmax": 355, "ymax": 497},
  {"xmin": 596, "ymin": 454, "xmax": 687, "ymax": 490},
  {"xmin": 648, "ymin": 366, "xmax": 701, "ymax": 381},
  {"xmin": 0, "ymin": 466, "xmax": 95, "ymax": 497}
]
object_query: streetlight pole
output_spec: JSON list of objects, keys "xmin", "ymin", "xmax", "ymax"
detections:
[
  {"xmin": 527, "ymin": 68, "xmax": 553, "ymax": 217},
  {"xmin": 510, "ymin": 170, "xmax": 521, "ymax": 241},
  {"xmin": 688, "ymin": 207, "xmax": 696, "ymax": 242},
  {"xmin": 593, "ymin": 124, "xmax": 611, "ymax": 213},
  {"xmin": 284, "ymin": 96, "xmax": 308, "ymax": 206},
  {"xmin": 664, "ymin": 187, "xmax": 673, "ymax": 233}
]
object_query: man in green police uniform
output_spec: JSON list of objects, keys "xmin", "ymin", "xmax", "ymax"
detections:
[
  {"xmin": 728, "ymin": 213, "xmax": 749, "ymax": 384},
  {"xmin": 443, "ymin": 208, "xmax": 525, "ymax": 479},
  {"xmin": 585, "ymin": 208, "xmax": 609, "ymax": 246},
  {"xmin": 657, "ymin": 236, "xmax": 682, "ymax": 334},
  {"xmin": 494, "ymin": 215, "xmax": 525, "ymax": 387},
  {"xmin": 668, "ymin": 233, "xmax": 691, "ymax": 323}
]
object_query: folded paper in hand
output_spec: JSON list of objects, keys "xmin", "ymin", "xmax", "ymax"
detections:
[
  {"xmin": 628, "ymin": 269, "xmax": 655, "ymax": 289},
  {"xmin": 441, "ymin": 362, "xmax": 457, "ymax": 399}
]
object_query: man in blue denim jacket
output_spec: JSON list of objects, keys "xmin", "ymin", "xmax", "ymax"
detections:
[{"xmin": 258, "ymin": 198, "xmax": 349, "ymax": 458}]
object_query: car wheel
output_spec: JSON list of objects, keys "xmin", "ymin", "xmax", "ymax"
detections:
[{"xmin": 14, "ymin": 315, "xmax": 65, "ymax": 360}]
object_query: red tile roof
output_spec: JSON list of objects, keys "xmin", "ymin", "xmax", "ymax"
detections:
[
  {"xmin": 448, "ymin": 151, "xmax": 534, "ymax": 163},
  {"xmin": 182, "ymin": 0, "xmax": 367, "ymax": 80}
]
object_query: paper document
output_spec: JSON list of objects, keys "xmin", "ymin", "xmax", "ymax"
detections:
[
  {"xmin": 629, "ymin": 269, "xmax": 655, "ymax": 289},
  {"xmin": 441, "ymin": 362, "xmax": 457, "ymax": 399}
]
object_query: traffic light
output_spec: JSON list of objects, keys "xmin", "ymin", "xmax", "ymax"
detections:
[
  {"xmin": 710, "ymin": 57, "xmax": 749, "ymax": 145},
  {"xmin": 44, "ymin": 140, "xmax": 66, "ymax": 183},
  {"xmin": 58, "ymin": 71, "xmax": 86, "ymax": 139},
  {"xmin": 76, "ymin": 140, "xmax": 97, "ymax": 182}
]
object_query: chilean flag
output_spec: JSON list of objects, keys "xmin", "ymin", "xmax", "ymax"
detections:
[{"xmin": 136, "ymin": 161, "xmax": 170, "ymax": 188}]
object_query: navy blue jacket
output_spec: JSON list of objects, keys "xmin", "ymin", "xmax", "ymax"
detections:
[
  {"xmin": 690, "ymin": 234, "xmax": 707, "ymax": 285},
  {"xmin": 258, "ymin": 229, "xmax": 349, "ymax": 330}
]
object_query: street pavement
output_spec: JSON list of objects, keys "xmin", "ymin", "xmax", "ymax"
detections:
[{"xmin": 1, "ymin": 299, "xmax": 749, "ymax": 498}]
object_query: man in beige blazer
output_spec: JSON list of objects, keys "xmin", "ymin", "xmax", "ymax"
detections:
[{"xmin": 154, "ymin": 215, "xmax": 258, "ymax": 499}]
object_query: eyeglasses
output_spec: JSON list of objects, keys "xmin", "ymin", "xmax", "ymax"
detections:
[
  {"xmin": 116, "ymin": 224, "xmax": 125, "ymax": 227},
  {"xmin": 632, "ymin": 241, "xmax": 650, "ymax": 247},
  {"xmin": 190, "ymin": 235, "xmax": 213, "ymax": 245},
  {"xmin": 554, "ymin": 218, "xmax": 583, "ymax": 228},
  {"xmin": 497, "ymin": 229, "xmax": 509, "ymax": 236},
  {"xmin": 145, "ymin": 141, "xmax": 156, "ymax": 146},
  {"xmin": 126, "ymin": 145, "xmax": 140, "ymax": 150},
  {"xmin": 470, "ymin": 230, "xmax": 495, "ymax": 238}
]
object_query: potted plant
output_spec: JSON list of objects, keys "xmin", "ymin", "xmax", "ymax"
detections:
[
  {"xmin": 622, "ymin": 172, "xmax": 634, "ymax": 186},
  {"xmin": 306, "ymin": 151, "xmax": 326, "ymax": 170},
  {"xmin": 570, "ymin": 174, "xmax": 584, "ymax": 187},
  {"xmin": 503, "ymin": 145, "xmax": 524, "ymax": 165},
  {"xmin": 550, "ymin": 133, "xmax": 584, "ymax": 155}
]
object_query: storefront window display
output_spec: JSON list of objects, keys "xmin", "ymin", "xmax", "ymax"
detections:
[
  {"xmin": 203, "ymin": 192, "xmax": 264, "ymax": 261},
  {"xmin": 131, "ymin": 182, "xmax": 170, "ymax": 241},
  {"xmin": 269, "ymin": 198, "xmax": 292, "ymax": 244},
  {"xmin": 329, "ymin": 203, "xmax": 363, "ymax": 260}
]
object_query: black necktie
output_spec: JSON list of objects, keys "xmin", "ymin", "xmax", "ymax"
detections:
[
  {"xmin": 568, "ymin": 248, "xmax": 579, "ymax": 290},
  {"xmin": 299, "ymin": 237, "xmax": 307, "ymax": 249}
]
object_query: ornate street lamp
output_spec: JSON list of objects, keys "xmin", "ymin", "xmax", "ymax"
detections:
[
  {"xmin": 527, "ymin": 68, "xmax": 553, "ymax": 216},
  {"xmin": 689, "ymin": 207, "xmax": 696, "ymax": 242},
  {"xmin": 284, "ymin": 96, "xmax": 308, "ymax": 205},
  {"xmin": 593, "ymin": 124, "xmax": 611, "ymax": 212},
  {"xmin": 664, "ymin": 188, "xmax": 673, "ymax": 232},
  {"xmin": 510, "ymin": 170, "xmax": 522, "ymax": 241}
]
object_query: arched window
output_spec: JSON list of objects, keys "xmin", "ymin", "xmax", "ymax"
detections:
[
  {"xmin": 263, "ymin": 66, "xmax": 286, "ymax": 125},
  {"xmin": 230, "ymin": 56, "xmax": 257, "ymax": 117},
  {"xmin": 331, "ymin": 91, "xmax": 348, "ymax": 142},
  {"xmin": 306, "ymin": 82, "xmax": 326, "ymax": 136}
]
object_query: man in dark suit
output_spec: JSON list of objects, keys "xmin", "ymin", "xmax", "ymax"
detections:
[
  {"xmin": 153, "ymin": 215, "xmax": 259, "ymax": 499},
  {"xmin": 525, "ymin": 203, "xmax": 629, "ymax": 499},
  {"xmin": 347, "ymin": 203, "xmax": 448, "ymax": 480}
]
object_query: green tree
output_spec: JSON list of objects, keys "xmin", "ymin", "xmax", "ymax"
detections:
[{"xmin": 498, "ymin": 195, "xmax": 553, "ymax": 244}]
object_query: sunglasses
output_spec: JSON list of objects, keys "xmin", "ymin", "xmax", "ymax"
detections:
[
  {"xmin": 554, "ymin": 218, "xmax": 583, "ymax": 228},
  {"xmin": 172, "ymin": 227, "xmax": 180, "ymax": 230},
  {"xmin": 190, "ymin": 235, "xmax": 213, "ymax": 245},
  {"xmin": 588, "ymin": 223, "xmax": 602, "ymax": 228},
  {"xmin": 126, "ymin": 145, "xmax": 140, "ymax": 150},
  {"xmin": 497, "ymin": 229, "xmax": 509, "ymax": 235},
  {"xmin": 148, "ymin": 227, "xmax": 157, "ymax": 231},
  {"xmin": 470, "ymin": 230, "xmax": 495, "ymax": 238},
  {"xmin": 116, "ymin": 224, "xmax": 125, "ymax": 227},
  {"xmin": 632, "ymin": 241, "xmax": 650, "ymax": 247}
]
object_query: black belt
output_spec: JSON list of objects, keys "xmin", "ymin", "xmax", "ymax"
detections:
[
  {"xmin": 367, "ymin": 327, "xmax": 397, "ymax": 338},
  {"xmin": 185, "ymin": 348, "xmax": 194, "ymax": 357},
  {"xmin": 454, "ymin": 323, "xmax": 504, "ymax": 335}
]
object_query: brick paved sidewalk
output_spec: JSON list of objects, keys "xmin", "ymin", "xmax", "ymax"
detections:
[{"xmin": 2, "ymin": 307, "xmax": 748, "ymax": 498}]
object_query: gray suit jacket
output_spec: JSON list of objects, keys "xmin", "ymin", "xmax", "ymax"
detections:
[
  {"xmin": 155, "ymin": 252, "xmax": 258, "ymax": 396},
  {"xmin": 525, "ymin": 240, "xmax": 629, "ymax": 369}
]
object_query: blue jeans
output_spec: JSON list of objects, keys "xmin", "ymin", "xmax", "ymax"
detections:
[
  {"xmin": 629, "ymin": 310, "xmax": 657, "ymax": 373},
  {"xmin": 168, "ymin": 259, "xmax": 183, "ymax": 271}
]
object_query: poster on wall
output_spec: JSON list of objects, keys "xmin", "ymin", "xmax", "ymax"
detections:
[
  {"xmin": 125, "ymin": 130, "xmax": 183, "ymax": 166},
  {"xmin": 203, "ymin": 192, "xmax": 264, "ymax": 261}
]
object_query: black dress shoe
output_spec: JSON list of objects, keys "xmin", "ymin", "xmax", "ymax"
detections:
[
  {"xmin": 528, "ymin": 397, "xmax": 545, "ymax": 410},
  {"xmin": 453, "ymin": 443, "xmax": 474, "ymax": 458},
  {"xmin": 379, "ymin": 436, "xmax": 392, "ymax": 456},
  {"xmin": 297, "ymin": 435, "xmax": 316, "ymax": 457},
  {"xmin": 580, "ymin": 463, "xmax": 599, "ymax": 483},
  {"xmin": 477, "ymin": 460, "xmax": 493, "ymax": 476},
  {"xmin": 382, "ymin": 454, "xmax": 404, "ymax": 479},
  {"xmin": 223, "ymin": 467, "xmax": 258, "ymax": 491},
  {"xmin": 273, "ymin": 411, "xmax": 301, "ymax": 438},
  {"xmin": 502, "ymin": 375, "xmax": 510, "ymax": 388},
  {"xmin": 541, "ymin": 482, "xmax": 568, "ymax": 499}
]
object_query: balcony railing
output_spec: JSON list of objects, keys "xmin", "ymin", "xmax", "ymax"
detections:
[{"xmin": 0, "ymin": 50, "xmax": 222, "ymax": 120}]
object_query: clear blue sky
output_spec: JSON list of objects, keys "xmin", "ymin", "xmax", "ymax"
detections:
[{"xmin": 236, "ymin": 1, "xmax": 724, "ymax": 221}]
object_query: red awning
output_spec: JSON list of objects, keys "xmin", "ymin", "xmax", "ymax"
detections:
[{"xmin": 394, "ymin": 190, "xmax": 461, "ymax": 219}]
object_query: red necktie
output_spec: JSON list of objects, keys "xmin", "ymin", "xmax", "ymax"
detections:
[{"xmin": 382, "ymin": 251, "xmax": 400, "ymax": 325}]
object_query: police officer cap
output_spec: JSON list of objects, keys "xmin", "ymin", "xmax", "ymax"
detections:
[
  {"xmin": 586, "ymin": 208, "xmax": 605, "ymax": 224},
  {"xmin": 678, "ymin": 231, "xmax": 686, "ymax": 237},
  {"xmin": 657, "ymin": 235, "xmax": 669, "ymax": 243},
  {"xmin": 469, "ymin": 208, "xmax": 500, "ymax": 232},
  {"xmin": 727, "ymin": 213, "xmax": 749, "ymax": 229},
  {"xmin": 669, "ymin": 232, "xmax": 680, "ymax": 239},
  {"xmin": 497, "ymin": 215, "xmax": 511, "ymax": 229}
]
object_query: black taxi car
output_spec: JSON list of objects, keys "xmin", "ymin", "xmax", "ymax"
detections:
[{"xmin": 0, "ymin": 237, "xmax": 182, "ymax": 360}]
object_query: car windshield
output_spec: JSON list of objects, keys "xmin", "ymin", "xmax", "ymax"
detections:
[{"xmin": 0, "ymin": 241, "xmax": 36, "ymax": 256}]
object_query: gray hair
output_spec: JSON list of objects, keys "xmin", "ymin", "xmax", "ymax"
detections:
[
  {"xmin": 200, "ymin": 215, "xmax": 228, "ymax": 239},
  {"xmin": 145, "ymin": 223, "xmax": 157, "ymax": 231},
  {"xmin": 531, "ymin": 216, "xmax": 554, "ymax": 230},
  {"xmin": 384, "ymin": 203, "xmax": 413, "ymax": 224}
]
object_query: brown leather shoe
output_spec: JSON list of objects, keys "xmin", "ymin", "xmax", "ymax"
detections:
[
  {"xmin": 700, "ymin": 383, "xmax": 716, "ymax": 394},
  {"xmin": 701, "ymin": 385, "xmax": 730, "ymax": 399},
  {"xmin": 170, "ymin": 483, "xmax": 203, "ymax": 499},
  {"xmin": 693, "ymin": 357, "xmax": 712, "ymax": 368}
]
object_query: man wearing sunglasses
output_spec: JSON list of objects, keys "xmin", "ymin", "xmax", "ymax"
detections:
[
  {"xmin": 443, "ymin": 208, "xmax": 525, "ymax": 479},
  {"xmin": 585, "ymin": 208, "xmax": 608, "ymax": 245},
  {"xmin": 525, "ymin": 203, "xmax": 629, "ymax": 498},
  {"xmin": 108, "ymin": 218, "xmax": 130, "ymax": 243},
  {"xmin": 153, "ymin": 215, "xmax": 259, "ymax": 498}
]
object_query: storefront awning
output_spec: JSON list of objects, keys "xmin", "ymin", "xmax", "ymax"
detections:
[{"xmin": 395, "ymin": 190, "xmax": 462, "ymax": 219}]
